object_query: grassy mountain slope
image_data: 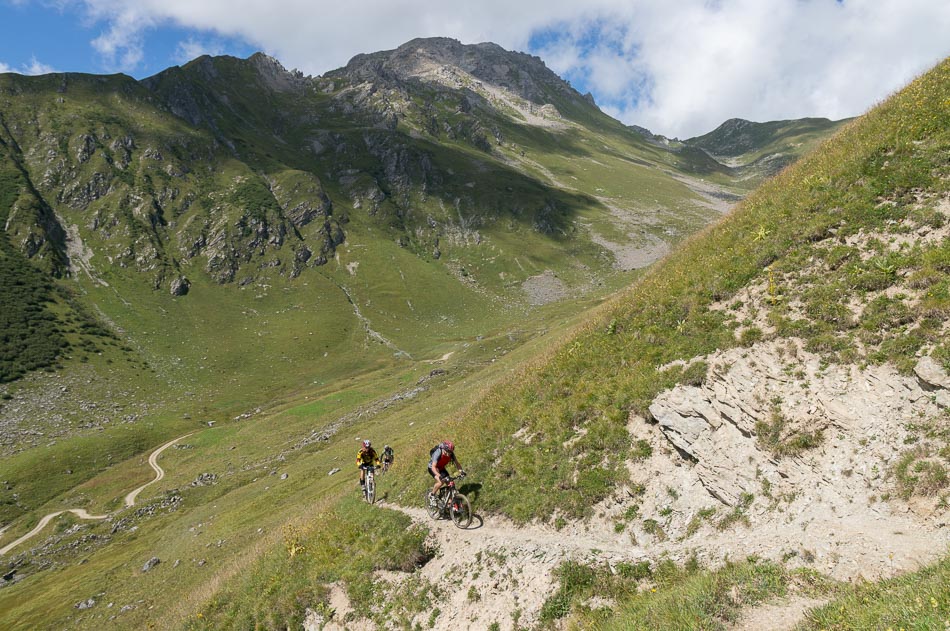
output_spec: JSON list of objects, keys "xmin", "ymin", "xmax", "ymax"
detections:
[
  {"xmin": 0, "ymin": 39, "xmax": 855, "ymax": 629},
  {"xmin": 177, "ymin": 57, "xmax": 949, "ymax": 630},
  {"xmin": 686, "ymin": 116, "xmax": 851, "ymax": 183},
  {"xmin": 434, "ymin": 58, "xmax": 947, "ymax": 629},
  {"xmin": 0, "ymin": 37, "xmax": 766, "ymax": 518},
  {"xmin": 403, "ymin": 57, "xmax": 949, "ymax": 525}
]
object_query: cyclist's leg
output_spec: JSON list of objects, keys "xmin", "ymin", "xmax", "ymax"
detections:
[
  {"xmin": 433, "ymin": 467, "xmax": 449, "ymax": 495},
  {"xmin": 428, "ymin": 466, "xmax": 442, "ymax": 496}
]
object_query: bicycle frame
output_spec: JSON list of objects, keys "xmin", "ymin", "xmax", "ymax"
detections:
[
  {"xmin": 434, "ymin": 473, "xmax": 465, "ymax": 514},
  {"xmin": 361, "ymin": 465, "xmax": 376, "ymax": 503}
]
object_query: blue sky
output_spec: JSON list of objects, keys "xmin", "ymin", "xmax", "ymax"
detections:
[
  {"xmin": 2, "ymin": 0, "xmax": 948, "ymax": 138},
  {"xmin": 0, "ymin": 2, "xmax": 255, "ymax": 77}
]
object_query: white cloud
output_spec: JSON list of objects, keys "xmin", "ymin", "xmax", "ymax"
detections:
[
  {"xmin": 173, "ymin": 38, "xmax": 226, "ymax": 65},
  {"xmin": 0, "ymin": 56, "xmax": 58, "ymax": 75},
  {"xmin": 88, "ymin": 5, "xmax": 151, "ymax": 71},
  {"xmin": 24, "ymin": 55, "xmax": 57, "ymax": 75},
  {"xmin": 59, "ymin": 0, "xmax": 950, "ymax": 136}
]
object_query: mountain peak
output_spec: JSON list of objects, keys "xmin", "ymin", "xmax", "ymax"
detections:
[{"xmin": 329, "ymin": 37, "xmax": 582, "ymax": 107}]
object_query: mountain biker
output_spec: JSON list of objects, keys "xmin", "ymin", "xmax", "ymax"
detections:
[
  {"xmin": 428, "ymin": 440, "xmax": 464, "ymax": 502},
  {"xmin": 356, "ymin": 440, "xmax": 380, "ymax": 494},
  {"xmin": 381, "ymin": 444, "xmax": 395, "ymax": 470}
]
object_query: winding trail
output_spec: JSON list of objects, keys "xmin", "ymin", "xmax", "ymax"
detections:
[
  {"xmin": 375, "ymin": 500, "xmax": 649, "ymax": 629},
  {"xmin": 0, "ymin": 509, "xmax": 110, "ymax": 556},
  {"xmin": 0, "ymin": 432, "xmax": 194, "ymax": 556},
  {"xmin": 124, "ymin": 433, "xmax": 194, "ymax": 508}
]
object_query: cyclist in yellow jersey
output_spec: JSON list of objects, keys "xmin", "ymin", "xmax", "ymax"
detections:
[{"xmin": 356, "ymin": 440, "xmax": 380, "ymax": 494}]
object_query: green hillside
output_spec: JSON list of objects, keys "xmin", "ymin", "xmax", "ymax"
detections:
[
  {"xmin": 416, "ymin": 58, "xmax": 949, "ymax": 523},
  {"xmin": 166, "ymin": 56, "xmax": 949, "ymax": 630},
  {"xmin": 0, "ymin": 38, "xmax": 859, "ymax": 630},
  {"xmin": 687, "ymin": 116, "xmax": 851, "ymax": 183},
  {"xmin": 0, "ymin": 38, "xmax": 768, "ymax": 517},
  {"xmin": 437, "ymin": 59, "xmax": 947, "ymax": 629}
]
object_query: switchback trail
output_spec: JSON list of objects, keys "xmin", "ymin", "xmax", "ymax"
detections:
[
  {"xmin": 124, "ymin": 433, "xmax": 195, "ymax": 507},
  {"xmin": 0, "ymin": 432, "xmax": 194, "ymax": 556}
]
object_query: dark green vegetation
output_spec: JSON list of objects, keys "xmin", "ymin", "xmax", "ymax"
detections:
[{"xmin": 0, "ymin": 144, "xmax": 116, "ymax": 382}]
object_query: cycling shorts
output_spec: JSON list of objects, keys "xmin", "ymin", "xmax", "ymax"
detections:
[{"xmin": 427, "ymin": 466, "xmax": 448, "ymax": 480}]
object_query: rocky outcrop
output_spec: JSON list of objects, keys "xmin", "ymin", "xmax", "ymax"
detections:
[
  {"xmin": 332, "ymin": 37, "xmax": 585, "ymax": 108},
  {"xmin": 915, "ymin": 355, "xmax": 950, "ymax": 390},
  {"xmin": 169, "ymin": 276, "xmax": 190, "ymax": 296},
  {"xmin": 142, "ymin": 556, "xmax": 160, "ymax": 572},
  {"xmin": 268, "ymin": 171, "xmax": 332, "ymax": 229},
  {"xmin": 649, "ymin": 342, "xmax": 948, "ymax": 508},
  {"xmin": 581, "ymin": 342, "xmax": 950, "ymax": 582}
]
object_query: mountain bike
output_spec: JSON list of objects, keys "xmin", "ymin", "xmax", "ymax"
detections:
[
  {"xmin": 380, "ymin": 458, "xmax": 393, "ymax": 475},
  {"xmin": 361, "ymin": 465, "xmax": 377, "ymax": 504},
  {"xmin": 424, "ymin": 472, "xmax": 471, "ymax": 528}
]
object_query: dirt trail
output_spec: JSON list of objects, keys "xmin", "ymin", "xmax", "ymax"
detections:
[
  {"xmin": 368, "ymin": 500, "xmax": 648, "ymax": 630},
  {"xmin": 728, "ymin": 595, "xmax": 827, "ymax": 631},
  {"xmin": 124, "ymin": 432, "xmax": 195, "ymax": 507},
  {"xmin": 0, "ymin": 432, "xmax": 194, "ymax": 556},
  {"xmin": 0, "ymin": 509, "xmax": 110, "ymax": 556}
]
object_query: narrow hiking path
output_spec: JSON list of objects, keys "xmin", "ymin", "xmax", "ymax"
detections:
[
  {"xmin": 373, "ymin": 499, "xmax": 650, "ymax": 630},
  {"xmin": 0, "ymin": 432, "xmax": 194, "ymax": 556},
  {"xmin": 386, "ymin": 502, "xmax": 637, "ymax": 558},
  {"xmin": 372, "ymin": 497, "xmax": 900, "ymax": 631},
  {"xmin": 0, "ymin": 509, "xmax": 110, "ymax": 556},
  {"xmin": 123, "ymin": 433, "xmax": 195, "ymax": 507}
]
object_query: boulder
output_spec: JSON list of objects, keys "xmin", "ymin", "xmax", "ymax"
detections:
[
  {"xmin": 142, "ymin": 557, "xmax": 160, "ymax": 572},
  {"xmin": 169, "ymin": 276, "xmax": 190, "ymax": 296}
]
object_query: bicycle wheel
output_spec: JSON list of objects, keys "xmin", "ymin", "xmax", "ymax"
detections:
[
  {"xmin": 424, "ymin": 490, "xmax": 440, "ymax": 519},
  {"xmin": 450, "ymin": 493, "xmax": 472, "ymax": 529},
  {"xmin": 366, "ymin": 470, "xmax": 375, "ymax": 504}
]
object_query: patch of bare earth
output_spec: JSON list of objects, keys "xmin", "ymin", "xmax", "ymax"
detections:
[
  {"xmin": 728, "ymin": 595, "xmax": 828, "ymax": 631},
  {"xmin": 522, "ymin": 269, "xmax": 569, "ymax": 305},
  {"xmin": 374, "ymin": 505, "xmax": 639, "ymax": 631}
]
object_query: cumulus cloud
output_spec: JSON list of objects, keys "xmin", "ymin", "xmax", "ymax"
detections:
[
  {"xmin": 87, "ymin": 4, "xmax": 152, "ymax": 70},
  {"xmin": 24, "ymin": 55, "xmax": 57, "ymax": 75},
  {"xmin": 0, "ymin": 56, "xmax": 58, "ymax": 75},
  {"xmin": 56, "ymin": 0, "xmax": 950, "ymax": 136}
]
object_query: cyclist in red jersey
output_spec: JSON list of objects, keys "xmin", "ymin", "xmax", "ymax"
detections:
[{"xmin": 427, "ymin": 440, "xmax": 464, "ymax": 502}]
